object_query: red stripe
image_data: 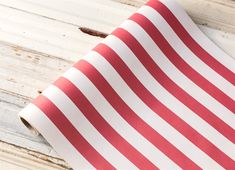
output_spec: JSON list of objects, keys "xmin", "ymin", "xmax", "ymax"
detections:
[
  {"xmin": 33, "ymin": 95, "xmax": 114, "ymax": 170},
  {"xmin": 129, "ymin": 13, "xmax": 235, "ymax": 114},
  {"xmin": 112, "ymin": 27, "xmax": 235, "ymax": 143},
  {"xmin": 53, "ymin": 77, "xmax": 158, "ymax": 170},
  {"xmin": 128, "ymin": 14, "xmax": 235, "ymax": 142},
  {"xmin": 109, "ymin": 29, "xmax": 235, "ymax": 169},
  {"xmin": 147, "ymin": 0, "xmax": 235, "ymax": 86},
  {"xmin": 74, "ymin": 60, "xmax": 201, "ymax": 170}
]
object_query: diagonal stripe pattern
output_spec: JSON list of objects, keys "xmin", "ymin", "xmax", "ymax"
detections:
[{"xmin": 19, "ymin": 0, "xmax": 235, "ymax": 169}]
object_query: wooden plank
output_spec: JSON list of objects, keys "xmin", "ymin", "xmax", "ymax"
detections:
[
  {"xmin": 0, "ymin": 89, "xmax": 56, "ymax": 157},
  {"xmin": 0, "ymin": 41, "xmax": 73, "ymax": 97},
  {"xmin": 0, "ymin": 41, "xmax": 72, "ymax": 158},
  {"xmin": 0, "ymin": 140, "xmax": 69, "ymax": 169},
  {"xmin": 0, "ymin": 0, "xmax": 235, "ymax": 34},
  {"xmin": 0, "ymin": 4, "xmax": 102, "ymax": 61},
  {"xmin": 0, "ymin": 0, "xmax": 135, "ymax": 34},
  {"xmin": 0, "ymin": 3, "xmax": 234, "ymax": 62},
  {"xmin": 0, "ymin": 41, "xmax": 71, "ymax": 164}
]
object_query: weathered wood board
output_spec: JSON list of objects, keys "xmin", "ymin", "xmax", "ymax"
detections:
[{"xmin": 0, "ymin": 0, "xmax": 234, "ymax": 169}]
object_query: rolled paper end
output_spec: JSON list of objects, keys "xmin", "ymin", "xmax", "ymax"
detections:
[
  {"xmin": 18, "ymin": 104, "xmax": 41, "ymax": 136},
  {"xmin": 19, "ymin": 117, "xmax": 40, "ymax": 136}
]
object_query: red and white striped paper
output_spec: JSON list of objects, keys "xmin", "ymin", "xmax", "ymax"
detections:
[{"xmin": 19, "ymin": 0, "xmax": 235, "ymax": 169}]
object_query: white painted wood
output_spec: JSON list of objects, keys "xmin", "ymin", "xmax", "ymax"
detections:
[
  {"xmin": 0, "ymin": 0, "xmax": 234, "ymax": 169},
  {"xmin": 0, "ymin": 42, "xmax": 72, "ymax": 97},
  {"xmin": 0, "ymin": 0, "xmax": 235, "ymax": 34},
  {"xmin": 0, "ymin": 42, "xmax": 71, "ymax": 159},
  {"xmin": 0, "ymin": 3, "xmax": 234, "ymax": 62},
  {"xmin": 0, "ymin": 0, "xmax": 136, "ymax": 34},
  {"xmin": 0, "ymin": 4, "xmax": 102, "ymax": 61},
  {"xmin": 0, "ymin": 141, "xmax": 69, "ymax": 169},
  {"xmin": 0, "ymin": 89, "xmax": 58, "ymax": 158}
]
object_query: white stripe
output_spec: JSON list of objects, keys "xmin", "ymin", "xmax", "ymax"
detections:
[
  {"xmin": 42, "ymin": 85, "xmax": 138, "ymax": 170},
  {"xmin": 137, "ymin": 5, "xmax": 235, "ymax": 100},
  {"xmin": 118, "ymin": 20, "xmax": 235, "ymax": 130},
  {"xmin": 64, "ymin": 67, "xmax": 181, "ymax": 170},
  {"xmin": 159, "ymin": 0, "xmax": 235, "ymax": 72},
  {"xmin": 19, "ymin": 103, "xmax": 95, "ymax": 170},
  {"xmin": 102, "ymin": 35, "xmax": 235, "ymax": 160},
  {"xmin": 83, "ymin": 51, "xmax": 224, "ymax": 169}
]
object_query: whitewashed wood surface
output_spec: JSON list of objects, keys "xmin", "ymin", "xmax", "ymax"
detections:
[{"xmin": 0, "ymin": 0, "xmax": 234, "ymax": 169}]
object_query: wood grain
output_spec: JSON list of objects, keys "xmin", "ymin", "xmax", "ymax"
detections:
[
  {"xmin": 0, "ymin": 140, "xmax": 69, "ymax": 169},
  {"xmin": 0, "ymin": 0, "xmax": 234, "ymax": 169},
  {"xmin": 0, "ymin": 0, "xmax": 235, "ymax": 33}
]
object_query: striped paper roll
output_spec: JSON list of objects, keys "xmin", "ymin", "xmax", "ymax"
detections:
[{"xmin": 19, "ymin": 0, "xmax": 235, "ymax": 169}]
